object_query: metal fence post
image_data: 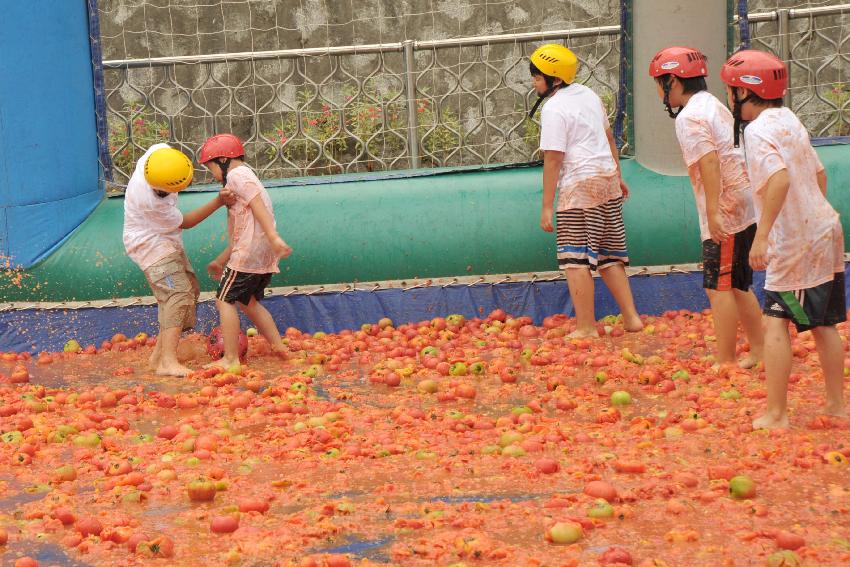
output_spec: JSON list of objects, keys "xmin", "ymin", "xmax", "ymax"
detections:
[
  {"xmin": 777, "ymin": 8, "xmax": 792, "ymax": 108},
  {"xmin": 403, "ymin": 40, "xmax": 421, "ymax": 169}
]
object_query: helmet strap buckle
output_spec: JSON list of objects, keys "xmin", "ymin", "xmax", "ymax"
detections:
[
  {"xmin": 528, "ymin": 77, "xmax": 568, "ymax": 119},
  {"xmin": 732, "ymin": 88, "xmax": 756, "ymax": 148},
  {"xmin": 662, "ymin": 77, "xmax": 681, "ymax": 119}
]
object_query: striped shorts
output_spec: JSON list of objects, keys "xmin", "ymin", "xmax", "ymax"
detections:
[{"xmin": 556, "ymin": 197, "xmax": 629, "ymax": 271}]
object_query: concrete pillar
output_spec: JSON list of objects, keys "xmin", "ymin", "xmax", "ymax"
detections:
[{"xmin": 633, "ymin": 1, "xmax": 729, "ymax": 175}]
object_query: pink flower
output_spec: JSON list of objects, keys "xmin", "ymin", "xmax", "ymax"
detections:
[
  {"xmin": 134, "ymin": 118, "xmax": 145, "ymax": 126},
  {"xmin": 309, "ymin": 119, "xmax": 318, "ymax": 126}
]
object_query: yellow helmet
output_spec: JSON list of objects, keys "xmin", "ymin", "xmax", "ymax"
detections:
[
  {"xmin": 144, "ymin": 147, "xmax": 194, "ymax": 192},
  {"xmin": 530, "ymin": 44, "xmax": 579, "ymax": 84}
]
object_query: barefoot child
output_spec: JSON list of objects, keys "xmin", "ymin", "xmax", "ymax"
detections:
[
  {"xmin": 123, "ymin": 144, "xmax": 234, "ymax": 376},
  {"xmin": 721, "ymin": 49, "xmax": 846, "ymax": 428},
  {"xmin": 199, "ymin": 134, "xmax": 292, "ymax": 368},
  {"xmin": 530, "ymin": 44, "xmax": 643, "ymax": 337},
  {"xmin": 649, "ymin": 46, "xmax": 764, "ymax": 368}
]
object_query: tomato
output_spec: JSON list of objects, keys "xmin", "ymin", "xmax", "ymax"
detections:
[{"xmin": 210, "ymin": 515, "xmax": 239, "ymax": 534}]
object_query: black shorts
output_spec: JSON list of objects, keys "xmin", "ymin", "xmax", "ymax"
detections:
[
  {"xmin": 216, "ymin": 268, "xmax": 271, "ymax": 305},
  {"xmin": 763, "ymin": 272, "xmax": 847, "ymax": 332},
  {"xmin": 702, "ymin": 224, "xmax": 756, "ymax": 292}
]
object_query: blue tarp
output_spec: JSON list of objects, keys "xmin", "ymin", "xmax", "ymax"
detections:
[{"xmin": 0, "ymin": 266, "xmax": 809, "ymax": 353}]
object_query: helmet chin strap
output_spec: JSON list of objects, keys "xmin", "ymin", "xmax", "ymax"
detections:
[
  {"xmin": 732, "ymin": 88, "xmax": 756, "ymax": 148},
  {"xmin": 662, "ymin": 77, "xmax": 681, "ymax": 119},
  {"xmin": 528, "ymin": 76, "xmax": 563, "ymax": 119}
]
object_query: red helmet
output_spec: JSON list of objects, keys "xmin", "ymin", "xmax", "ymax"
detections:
[
  {"xmin": 649, "ymin": 46, "xmax": 708, "ymax": 79},
  {"xmin": 199, "ymin": 134, "xmax": 245, "ymax": 164},
  {"xmin": 721, "ymin": 49, "xmax": 787, "ymax": 100}
]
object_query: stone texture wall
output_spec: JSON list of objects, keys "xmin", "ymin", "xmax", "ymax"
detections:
[{"xmin": 98, "ymin": 0, "xmax": 620, "ymax": 60}]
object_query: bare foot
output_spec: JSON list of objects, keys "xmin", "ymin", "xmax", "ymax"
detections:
[
  {"xmin": 271, "ymin": 346, "xmax": 288, "ymax": 360},
  {"xmin": 752, "ymin": 412, "xmax": 789, "ymax": 430},
  {"xmin": 568, "ymin": 328, "xmax": 600, "ymax": 339},
  {"xmin": 156, "ymin": 362, "xmax": 193, "ymax": 377},
  {"xmin": 205, "ymin": 357, "xmax": 240, "ymax": 370},
  {"xmin": 825, "ymin": 402, "xmax": 847, "ymax": 418},
  {"xmin": 737, "ymin": 354, "xmax": 761, "ymax": 370},
  {"xmin": 623, "ymin": 316, "xmax": 644, "ymax": 333}
]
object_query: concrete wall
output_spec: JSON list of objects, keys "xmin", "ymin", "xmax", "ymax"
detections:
[{"xmin": 97, "ymin": 1, "xmax": 621, "ymax": 59}]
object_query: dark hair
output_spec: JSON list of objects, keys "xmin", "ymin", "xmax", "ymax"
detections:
[
  {"xmin": 529, "ymin": 61, "xmax": 545, "ymax": 77},
  {"xmin": 749, "ymin": 93, "xmax": 784, "ymax": 108},
  {"xmin": 655, "ymin": 75, "xmax": 707, "ymax": 94}
]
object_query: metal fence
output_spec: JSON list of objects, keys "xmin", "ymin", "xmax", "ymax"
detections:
[
  {"xmin": 102, "ymin": 26, "xmax": 623, "ymax": 186},
  {"xmin": 737, "ymin": 3, "xmax": 850, "ymax": 138}
]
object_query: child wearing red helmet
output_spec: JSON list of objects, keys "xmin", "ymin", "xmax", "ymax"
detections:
[
  {"xmin": 123, "ymin": 144, "xmax": 235, "ymax": 376},
  {"xmin": 200, "ymin": 134, "xmax": 293, "ymax": 366},
  {"xmin": 649, "ymin": 46, "xmax": 764, "ymax": 369},
  {"xmin": 721, "ymin": 49, "xmax": 846, "ymax": 428}
]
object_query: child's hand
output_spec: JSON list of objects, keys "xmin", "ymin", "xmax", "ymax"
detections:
[
  {"xmin": 271, "ymin": 236, "xmax": 293, "ymax": 260},
  {"xmin": 540, "ymin": 205, "xmax": 554, "ymax": 233},
  {"xmin": 207, "ymin": 260, "xmax": 224, "ymax": 279},
  {"xmin": 749, "ymin": 235, "xmax": 769, "ymax": 271},
  {"xmin": 219, "ymin": 188, "xmax": 237, "ymax": 207},
  {"xmin": 619, "ymin": 178, "xmax": 630, "ymax": 200},
  {"xmin": 708, "ymin": 213, "xmax": 729, "ymax": 243}
]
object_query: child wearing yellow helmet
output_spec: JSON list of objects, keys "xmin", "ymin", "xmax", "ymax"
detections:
[
  {"xmin": 123, "ymin": 144, "xmax": 235, "ymax": 376},
  {"xmin": 530, "ymin": 43, "xmax": 642, "ymax": 338}
]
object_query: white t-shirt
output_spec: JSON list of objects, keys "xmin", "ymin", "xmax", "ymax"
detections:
[
  {"xmin": 539, "ymin": 84, "xmax": 619, "ymax": 210},
  {"xmin": 123, "ymin": 143, "xmax": 185, "ymax": 270},
  {"xmin": 743, "ymin": 108, "xmax": 843, "ymax": 291},
  {"xmin": 675, "ymin": 91, "xmax": 756, "ymax": 242}
]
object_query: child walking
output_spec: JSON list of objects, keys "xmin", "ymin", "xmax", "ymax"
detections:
[
  {"xmin": 649, "ymin": 46, "xmax": 764, "ymax": 368},
  {"xmin": 199, "ymin": 134, "xmax": 292, "ymax": 368},
  {"xmin": 530, "ymin": 43, "xmax": 643, "ymax": 338},
  {"xmin": 123, "ymin": 143, "xmax": 234, "ymax": 376},
  {"xmin": 721, "ymin": 49, "xmax": 846, "ymax": 428}
]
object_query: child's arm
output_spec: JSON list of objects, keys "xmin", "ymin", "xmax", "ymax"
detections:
[
  {"xmin": 207, "ymin": 243, "xmax": 232, "ymax": 280},
  {"xmin": 248, "ymin": 196, "xmax": 293, "ymax": 259},
  {"xmin": 750, "ymin": 169, "xmax": 790, "ymax": 271},
  {"xmin": 606, "ymin": 128, "xmax": 629, "ymax": 199},
  {"xmin": 696, "ymin": 151, "xmax": 728, "ymax": 243},
  {"xmin": 180, "ymin": 189, "xmax": 237, "ymax": 229},
  {"xmin": 817, "ymin": 168, "xmax": 828, "ymax": 197},
  {"xmin": 541, "ymin": 150, "xmax": 564, "ymax": 233}
]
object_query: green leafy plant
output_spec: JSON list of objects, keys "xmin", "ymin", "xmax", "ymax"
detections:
[
  {"xmin": 264, "ymin": 91, "xmax": 348, "ymax": 175},
  {"xmin": 823, "ymin": 83, "xmax": 850, "ymax": 136},
  {"xmin": 108, "ymin": 103, "xmax": 170, "ymax": 176},
  {"xmin": 263, "ymin": 86, "xmax": 464, "ymax": 174},
  {"xmin": 417, "ymin": 98, "xmax": 463, "ymax": 166}
]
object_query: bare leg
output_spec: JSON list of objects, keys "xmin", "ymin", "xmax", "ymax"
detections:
[
  {"xmin": 564, "ymin": 267, "xmax": 599, "ymax": 338},
  {"xmin": 811, "ymin": 325, "xmax": 847, "ymax": 417},
  {"xmin": 705, "ymin": 289, "xmax": 738, "ymax": 365},
  {"xmin": 206, "ymin": 299, "xmax": 241, "ymax": 369},
  {"xmin": 752, "ymin": 316, "xmax": 792, "ymax": 430},
  {"xmin": 734, "ymin": 289, "xmax": 764, "ymax": 368},
  {"xmin": 155, "ymin": 326, "xmax": 192, "ymax": 376},
  {"xmin": 149, "ymin": 329, "xmax": 163, "ymax": 370},
  {"xmin": 240, "ymin": 298, "xmax": 287, "ymax": 356},
  {"xmin": 598, "ymin": 263, "xmax": 643, "ymax": 332}
]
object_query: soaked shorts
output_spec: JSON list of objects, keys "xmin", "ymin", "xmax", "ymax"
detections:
[
  {"xmin": 143, "ymin": 251, "xmax": 200, "ymax": 331},
  {"xmin": 556, "ymin": 197, "xmax": 629, "ymax": 272},
  {"xmin": 763, "ymin": 272, "xmax": 847, "ymax": 332},
  {"xmin": 216, "ymin": 267, "xmax": 272, "ymax": 305},
  {"xmin": 702, "ymin": 224, "xmax": 756, "ymax": 291}
]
